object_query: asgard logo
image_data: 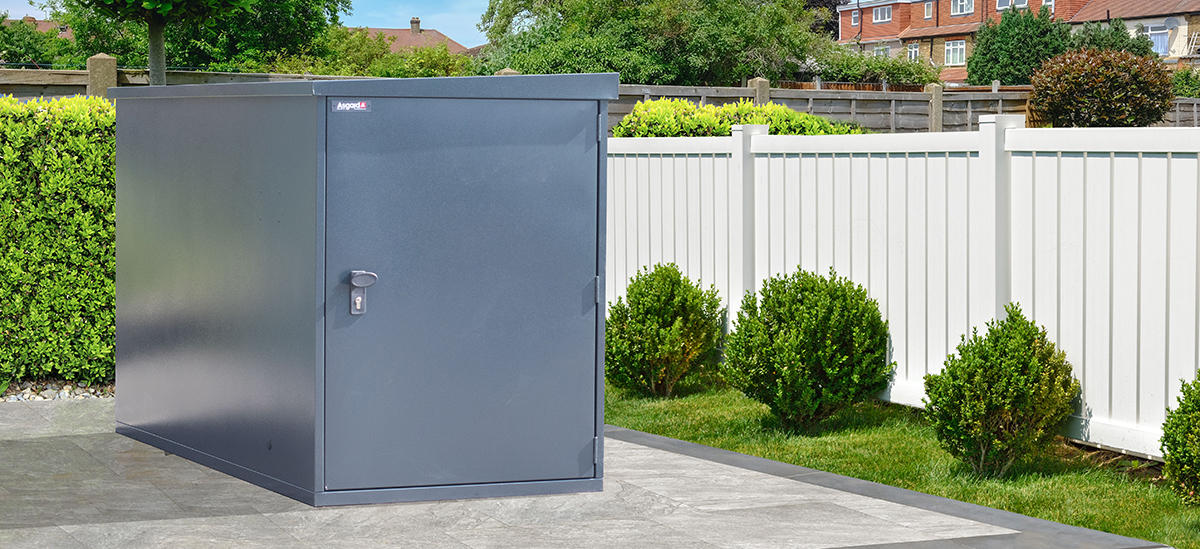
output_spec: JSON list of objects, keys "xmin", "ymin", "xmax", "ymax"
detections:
[{"xmin": 334, "ymin": 100, "xmax": 371, "ymax": 112}]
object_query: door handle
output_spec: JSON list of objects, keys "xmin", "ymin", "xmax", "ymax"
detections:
[{"xmin": 349, "ymin": 270, "xmax": 378, "ymax": 315}]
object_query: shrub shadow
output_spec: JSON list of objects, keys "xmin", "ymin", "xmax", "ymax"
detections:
[{"xmin": 758, "ymin": 399, "xmax": 923, "ymax": 437}]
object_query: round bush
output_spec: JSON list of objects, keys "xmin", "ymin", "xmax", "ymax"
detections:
[
  {"xmin": 605, "ymin": 263, "xmax": 725, "ymax": 397},
  {"xmin": 722, "ymin": 268, "xmax": 893, "ymax": 430},
  {"xmin": 1030, "ymin": 49, "xmax": 1173, "ymax": 127},
  {"xmin": 924, "ymin": 303, "xmax": 1080, "ymax": 477},
  {"xmin": 1162, "ymin": 378, "xmax": 1200, "ymax": 506}
]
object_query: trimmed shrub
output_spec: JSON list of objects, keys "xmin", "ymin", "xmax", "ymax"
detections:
[
  {"xmin": 1175, "ymin": 68, "xmax": 1200, "ymax": 99},
  {"xmin": 1030, "ymin": 49, "xmax": 1174, "ymax": 127},
  {"xmin": 1162, "ymin": 378, "xmax": 1200, "ymax": 506},
  {"xmin": 722, "ymin": 267, "xmax": 893, "ymax": 430},
  {"xmin": 605, "ymin": 263, "xmax": 725, "ymax": 397},
  {"xmin": 0, "ymin": 96, "xmax": 115, "ymax": 385},
  {"xmin": 924, "ymin": 303, "xmax": 1080, "ymax": 477},
  {"xmin": 816, "ymin": 47, "xmax": 942, "ymax": 86},
  {"xmin": 612, "ymin": 98, "xmax": 864, "ymax": 137}
]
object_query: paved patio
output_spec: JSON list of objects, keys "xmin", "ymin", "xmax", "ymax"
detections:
[{"xmin": 0, "ymin": 399, "xmax": 1167, "ymax": 548}]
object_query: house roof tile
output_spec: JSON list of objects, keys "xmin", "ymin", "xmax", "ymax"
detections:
[
  {"xmin": 362, "ymin": 27, "xmax": 469, "ymax": 54},
  {"xmin": 1069, "ymin": 0, "xmax": 1200, "ymax": 22}
]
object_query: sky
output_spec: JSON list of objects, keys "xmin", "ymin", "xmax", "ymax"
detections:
[{"xmin": 0, "ymin": 0, "xmax": 492, "ymax": 48}]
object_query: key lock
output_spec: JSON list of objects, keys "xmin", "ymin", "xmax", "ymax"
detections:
[{"xmin": 349, "ymin": 270, "xmax": 378, "ymax": 315}]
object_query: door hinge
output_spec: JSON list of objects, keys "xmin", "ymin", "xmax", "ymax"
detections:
[
  {"xmin": 595, "ymin": 276, "xmax": 602, "ymax": 304},
  {"xmin": 598, "ymin": 113, "xmax": 604, "ymax": 142},
  {"xmin": 593, "ymin": 436, "xmax": 599, "ymax": 464}
]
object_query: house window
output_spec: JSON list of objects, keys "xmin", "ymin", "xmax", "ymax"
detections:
[
  {"xmin": 925, "ymin": 2, "xmax": 933, "ymax": 19},
  {"xmin": 1043, "ymin": 0, "xmax": 1053, "ymax": 13},
  {"xmin": 873, "ymin": 6, "xmax": 892, "ymax": 23},
  {"xmin": 951, "ymin": 0, "xmax": 973, "ymax": 15},
  {"xmin": 1145, "ymin": 25, "xmax": 1169, "ymax": 56},
  {"xmin": 945, "ymin": 40, "xmax": 966, "ymax": 65},
  {"xmin": 996, "ymin": 0, "xmax": 1027, "ymax": 9},
  {"xmin": 875, "ymin": 43, "xmax": 891, "ymax": 56},
  {"xmin": 908, "ymin": 43, "xmax": 920, "ymax": 60},
  {"xmin": 851, "ymin": 10, "xmax": 859, "ymax": 26}
]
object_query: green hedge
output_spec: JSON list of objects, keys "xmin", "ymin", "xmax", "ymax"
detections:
[
  {"xmin": 612, "ymin": 98, "xmax": 864, "ymax": 137},
  {"xmin": 0, "ymin": 96, "xmax": 115, "ymax": 385}
]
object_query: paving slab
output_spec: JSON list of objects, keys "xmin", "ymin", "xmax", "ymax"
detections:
[{"xmin": 0, "ymin": 400, "xmax": 1169, "ymax": 548}]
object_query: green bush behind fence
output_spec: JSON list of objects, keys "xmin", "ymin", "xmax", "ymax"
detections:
[{"xmin": 0, "ymin": 96, "xmax": 115, "ymax": 385}]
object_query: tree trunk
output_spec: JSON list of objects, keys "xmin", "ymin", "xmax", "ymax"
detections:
[{"xmin": 147, "ymin": 13, "xmax": 167, "ymax": 86}]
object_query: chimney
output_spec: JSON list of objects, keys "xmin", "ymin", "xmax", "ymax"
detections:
[
  {"xmin": 411, "ymin": 17, "xmax": 421, "ymax": 34},
  {"xmin": 22, "ymin": 16, "xmax": 35, "ymax": 24}
]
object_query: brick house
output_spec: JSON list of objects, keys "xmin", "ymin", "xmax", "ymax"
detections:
[{"xmin": 837, "ymin": 0, "xmax": 1198, "ymax": 83}]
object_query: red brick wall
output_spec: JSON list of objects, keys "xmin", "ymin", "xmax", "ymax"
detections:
[
  {"xmin": 839, "ymin": 0, "xmax": 1065, "ymax": 44},
  {"xmin": 1052, "ymin": 0, "xmax": 1089, "ymax": 20},
  {"xmin": 839, "ymin": 2, "xmax": 913, "ymax": 41}
]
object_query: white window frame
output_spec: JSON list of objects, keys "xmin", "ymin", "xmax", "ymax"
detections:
[
  {"xmin": 1042, "ymin": 0, "xmax": 1053, "ymax": 12},
  {"xmin": 874, "ymin": 43, "xmax": 891, "ymax": 57},
  {"xmin": 996, "ymin": 0, "xmax": 1027, "ymax": 9},
  {"xmin": 851, "ymin": 10, "xmax": 859, "ymax": 26},
  {"xmin": 925, "ymin": 2, "xmax": 933, "ymax": 19},
  {"xmin": 873, "ymin": 6, "xmax": 892, "ymax": 23},
  {"xmin": 951, "ymin": 0, "xmax": 973, "ymax": 15},
  {"xmin": 945, "ymin": 40, "xmax": 966, "ymax": 65},
  {"xmin": 908, "ymin": 43, "xmax": 921, "ymax": 60},
  {"xmin": 1145, "ymin": 25, "xmax": 1170, "ymax": 56}
]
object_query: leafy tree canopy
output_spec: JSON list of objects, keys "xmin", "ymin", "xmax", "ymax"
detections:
[
  {"xmin": 43, "ymin": 0, "xmax": 351, "ymax": 69},
  {"xmin": 1069, "ymin": 19, "xmax": 1156, "ymax": 57},
  {"xmin": 0, "ymin": 13, "xmax": 74, "ymax": 67},
  {"xmin": 475, "ymin": 0, "xmax": 824, "ymax": 86},
  {"xmin": 966, "ymin": 6, "xmax": 1070, "ymax": 86}
]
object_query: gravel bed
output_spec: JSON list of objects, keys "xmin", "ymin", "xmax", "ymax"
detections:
[{"xmin": 2, "ymin": 378, "xmax": 114, "ymax": 402}]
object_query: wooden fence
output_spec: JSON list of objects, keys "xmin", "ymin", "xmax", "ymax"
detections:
[
  {"xmin": 4, "ymin": 60, "xmax": 1200, "ymax": 133},
  {"xmin": 607, "ymin": 116, "xmax": 1200, "ymax": 460}
]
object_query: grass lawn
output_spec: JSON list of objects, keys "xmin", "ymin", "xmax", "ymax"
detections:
[{"xmin": 605, "ymin": 383, "xmax": 1200, "ymax": 549}]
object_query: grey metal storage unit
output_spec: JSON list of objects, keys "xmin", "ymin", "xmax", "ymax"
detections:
[{"xmin": 111, "ymin": 74, "xmax": 616, "ymax": 506}]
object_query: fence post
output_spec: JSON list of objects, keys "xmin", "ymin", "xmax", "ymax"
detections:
[
  {"xmin": 977, "ymin": 114, "xmax": 1025, "ymax": 322},
  {"xmin": 86, "ymin": 53, "xmax": 117, "ymax": 99},
  {"xmin": 748, "ymin": 77, "xmax": 769, "ymax": 105},
  {"xmin": 925, "ymin": 83, "xmax": 943, "ymax": 132},
  {"xmin": 731, "ymin": 124, "xmax": 768, "ymax": 308}
]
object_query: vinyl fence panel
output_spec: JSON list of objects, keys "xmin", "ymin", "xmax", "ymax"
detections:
[{"xmin": 606, "ymin": 120, "xmax": 1200, "ymax": 459}]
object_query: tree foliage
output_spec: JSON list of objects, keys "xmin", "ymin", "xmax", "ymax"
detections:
[
  {"xmin": 816, "ymin": 47, "xmax": 941, "ymax": 85},
  {"xmin": 1069, "ymin": 19, "xmax": 1156, "ymax": 57},
  {"xmin": 475, "ymin": 0, "xmax": 823, "ymax": 85},
  {"xmin": 0, "ymin": 14, "xmax": 74, "ymax": 67},
  {"xmin": 44, "ymin": 0, "xmax": 351, "ymax": 70},
  {"xmin": 966, "ymin": 6, "xmax": 1070, "ymax": 86},
  {"xmin": 80, "ymin": 0, "xmax": 258, "ymax": 83},
  {"xmin": 806, "ymin": 0, "xmax": 847, "ymax": 39},
  {"xmin": 251, "ymin": 28, "xmax": 472, "ymax": 78}
]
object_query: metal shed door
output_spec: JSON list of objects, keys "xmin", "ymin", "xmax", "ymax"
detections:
[{"xmin": 323, "ymin": 97, "xmax": 600, "ymax": 491}]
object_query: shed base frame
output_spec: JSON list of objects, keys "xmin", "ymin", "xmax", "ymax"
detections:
[{"xmin": 117, "ymin": 423, "xmax": 603, "ymax": 507}]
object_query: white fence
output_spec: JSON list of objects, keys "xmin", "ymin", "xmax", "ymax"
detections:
[{"xmin": 606, "ymin": 116, "xmax": 1200, "ymax": 459}]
